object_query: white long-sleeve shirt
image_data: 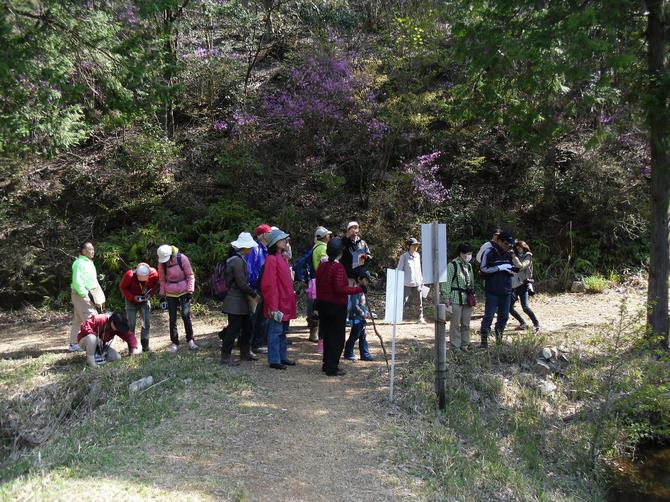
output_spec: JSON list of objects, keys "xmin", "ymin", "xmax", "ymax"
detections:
[{"xmin": 397, "ymin": 251, "xmax": 423, "ymax": 287}]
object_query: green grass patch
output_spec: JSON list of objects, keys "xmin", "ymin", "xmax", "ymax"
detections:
[{"xmin": 583, "ymin": 274, "xmax": 610, "ymax": 293}]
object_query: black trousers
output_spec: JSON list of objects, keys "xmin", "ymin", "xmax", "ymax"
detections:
[
  {"xmin": 167, "ymin": 295, "xmax": 194, "ymax": 345},
  {"xmin": 250, "ymin": 297, "xmax": 268, "ymax": 349},
  {"xmin": 221, "ymin": 313, "xmax": 252, "ymax": 353},
  {"xmin": 318, "ymin": 301, "xmax": 347, "ymax": 374}
]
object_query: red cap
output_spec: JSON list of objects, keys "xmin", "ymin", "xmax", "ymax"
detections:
[{"xmin": 255, "ymin": 224, "xmax": 272, "ymax": 236}]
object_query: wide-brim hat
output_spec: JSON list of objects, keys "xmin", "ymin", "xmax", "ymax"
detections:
[
  {"xmin": 231, "ymin": 232, "xmax": 258, "ymax": 250},
  {"xmin": 267, "ymin": 228, "xmax": 290, "ymax": 248},
  {"xmin": 157, "ymin": 244, "xmax": 172, "ymax": 263}
]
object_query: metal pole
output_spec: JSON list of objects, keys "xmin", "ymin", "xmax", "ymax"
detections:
[{"xmin": 433, "ymin": 222, "xmax": 447, "ymax": 409}]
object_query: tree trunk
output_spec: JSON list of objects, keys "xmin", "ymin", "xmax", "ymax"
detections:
[{"xmin": 644, "ymin": 0, "xmax": 670, "ymax": 349}]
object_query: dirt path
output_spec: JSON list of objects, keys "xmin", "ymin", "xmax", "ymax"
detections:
[{"xmin": 0, "ymin": 288, "xmax": 646, "ymax": 500}]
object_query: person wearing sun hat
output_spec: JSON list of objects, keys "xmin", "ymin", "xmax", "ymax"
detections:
[
  {"xmin": 220, "ymin": 232, "xmax": 261, "ymax": 365},
  {"xmin": 260, "ymin": 228, "xmax": 297, "ymax": 369},
  {"xmin": 397, "ymin": 237, "xmax": 425, "ymax": 324},
  {"xmin": 479, "ymin": 230, "xmax": 517, "ymax": 348},
  {"xmin": 119, "ymin": 262, "xmax": 159, "ymax": 352},
  {"xmin": 157, "ymin": 244, "xmax": 197, "ymax": 352}
]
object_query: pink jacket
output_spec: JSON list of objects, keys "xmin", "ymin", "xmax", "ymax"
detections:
[
  {"xmin": 261, "ymin": 253, "xmax": 297, "ymax": 321},
  {"xmin": 158, "ymin": 252, "xmax": 195, "ymax": 296}
]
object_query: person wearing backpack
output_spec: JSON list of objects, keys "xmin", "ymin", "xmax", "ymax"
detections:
[
  {"xmin": 260, "ymin": 229, "xmax": 297, "ymax": 369},
  {"xmin": 220, "ymin": 232, "xmax": 261, "ymax": 365},
  {"xmin": 304, "ymin": 226, "xmax": 332, "ymax": 344},
  {"xmin": 340, "ymin": 221, "xmax": 372, "ymax": 286},
  {"xmin": 441, "ymin": 242, "xmax": 476, "ymax": 351},
  {"xmin": 157, "ymin": 244, "xmax": 198, "ymax": 352},
  {"xmin": 509, "ymin": 240, "xmax": 541, "ymax": 333},
  {"xmin": 397, "ymin": 237, "xmax": 425, "ymax": 324},
  {"xmin": 119, "ymin": 262, "xmax": 159, "ymax": 352}
]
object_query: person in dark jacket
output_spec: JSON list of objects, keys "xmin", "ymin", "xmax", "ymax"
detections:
[
  {"xmin": 479, "ymin": 230, "xmax": 517, "ymax": 348},
  {"xmin": 316, "ymin": 238, "xmax": 366, "ymax": 376},
  {"xmin": 340, "ymin": 221, "xmax": 372, "ymax": 285},
  {"xmin": 221, "ymin": 232, "xmax": 261, "ymax": 365}
]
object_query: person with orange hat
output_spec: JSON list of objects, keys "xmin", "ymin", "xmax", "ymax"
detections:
[{"xmin": 119, "ymin": 262, "xmax": 159, "ymax": 352}]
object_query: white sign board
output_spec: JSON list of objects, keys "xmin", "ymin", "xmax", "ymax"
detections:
[
  {"xmin": 384, "ymin": 268, "xmax": 404, "ymax": 324},
  {"xmin": 421, "ymin": 223, "xmax": 448, "ymax": 284}
]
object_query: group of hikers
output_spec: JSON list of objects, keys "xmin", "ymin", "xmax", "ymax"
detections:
[{"xmin": 67, "ymin": 222, "xmax": 540, "ymax": 374}]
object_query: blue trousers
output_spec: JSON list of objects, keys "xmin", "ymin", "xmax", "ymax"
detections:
[
  {"xmin": 267, "ymin": 319, "xmax": 288, "ymax": 364},
  {"xmin": 344, "ymin": 320, "xmax": 371, "ymax": 358},
  {"xmin": 480, "ymin": 292, "xmax": 511, "ymax": 336},
  {"xmin": 125, "ymin": 299, "xmax": 151, "ymax": 341}
]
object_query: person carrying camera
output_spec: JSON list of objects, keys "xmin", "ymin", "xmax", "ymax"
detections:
[
  {"xmin": 119, "ymin": 262, "xmax": 159, "ymax": 352},
  {"xmin": 441, "ymin": 242, "xmax": 476, "ymax": 351},
  {"xmin": 509, "ymin": 240, "xmax": 540, "ymax": 333}
]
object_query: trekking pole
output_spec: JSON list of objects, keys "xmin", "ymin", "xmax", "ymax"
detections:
[{"xmin": 367, "ymin": 312, "xmax": 389, "ymax": 369}]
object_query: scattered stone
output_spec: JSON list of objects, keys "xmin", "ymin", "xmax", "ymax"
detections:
[
  {"xmin": 539, "ymin": 380, "xmax": 557, "ymax": 395},
  {"xmin": 534, "ymin": 360, "xmax": 551, "ymax": 376},
  {"xmin": 571, "ymin": 280, "xmax": 586, "ymax": 293},
  {"xmin": 558, "ymin": 345, "xmax": 569, "ymax": 353},
  {"xmin": 542, "ymin": 347, "xmax": 553, "ymax": 360},
  {"xmin": 517, "ymin": 372, "xmax": 536, "ymax": 386},
  {"xmin": 558, "ymin": 353, "xmax": 569, "ymax": 363},
  {"xmin": 129, "ymin": 375, "xmax": 153, "ymax": 392},
  {"xmin": 551, "ymin": 347, "xmax": 559, "ymax": 358}
]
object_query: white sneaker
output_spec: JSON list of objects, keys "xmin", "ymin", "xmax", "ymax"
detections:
[
  {"xmin": 169, "ymin": 344, "xmax": 179, "ymax": 353},
  {"xmin": 418, "ymin": 317, "xmax": 427, "ymax": 324},
  {"xmin": 68, "ymin": 343, "xmax": 84, "ymax": 352},
  {"xmin": 187, "ymin": 340, "xmax": 199, "ymax": 350}
]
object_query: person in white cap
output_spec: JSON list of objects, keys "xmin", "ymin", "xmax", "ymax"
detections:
[
  {"xmin": 220, "ymin": 232, "xmax": 260, "ymax": 365},
  {"xmin": 340, "ymin": 221, "xmax": 372, "ymax": 286},
  {"xmin": 119, "ymin": 262, "xmax": 159, "ymax": 351},
  {"xmin": 307, "ymin": 226, "xmax": 332, "ymax": 345},
  {"xmin": 157, "ymin": 244, "xmax": 197, "ymax": 352}
]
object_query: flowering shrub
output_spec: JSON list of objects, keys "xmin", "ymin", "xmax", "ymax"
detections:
[{"xmin": 404, "ymin": 151, "xmax": 448, "ymax": 205}]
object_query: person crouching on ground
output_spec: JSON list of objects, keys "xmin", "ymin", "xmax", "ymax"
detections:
[
  {"xmin": 260, "ymin": 229, "xmax": 297, "ymax": 370},
  {"xmin": 221, "ymin": 232, "xmax": 261, "ymax": 366},
  {"xmin": 316, "ymin": 238, "xmax": 365, "ymax": 376},
  {"xmin": 119, "ymin": 262, "xmax": 158, "ymax": 352},
  {"xmin": 344, "ymin": 269, "xmax": 374, "ymax": 362},
  {"xmin": 157, "ymin": 244, "xmax": 198, "ymax": 352},
  {"xmin": 78, "ymin": 311, "xmax": 141, "ymax": 368}
]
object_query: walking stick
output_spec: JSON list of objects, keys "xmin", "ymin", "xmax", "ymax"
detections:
[{"xmin": 367, "ymin": 312, "xmax": 389, "ymax": 369}]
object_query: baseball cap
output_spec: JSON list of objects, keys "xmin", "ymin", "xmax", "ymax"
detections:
[
  {"xmin": 347, "ymin": 221, "xmax": 359, "ymax": 231},
  {"xmin": 255, "ymin": 224, "xmax": 272, "ymax": 236},
  {"xmin": 499, "ymin": 231, "xmax": 516, "ymax": 246},
  {"xmin": 314, "ymin": 226, "xmax": 332, "ymax": 239}
]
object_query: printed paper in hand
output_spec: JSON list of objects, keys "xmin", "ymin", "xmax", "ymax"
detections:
[{"xmin": 420, "ymin": 285, "xmax": 430, "ymax": 298}]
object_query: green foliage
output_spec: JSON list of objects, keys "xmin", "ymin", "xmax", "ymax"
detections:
[{"xmin": 583, "ymin": 274, "xmax": 610, "ymax": 294}]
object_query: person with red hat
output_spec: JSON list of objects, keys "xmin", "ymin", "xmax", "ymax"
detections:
[
  {"xmin": 248, "ymin": 223, "xmax": 272, "ymax": 353},
  {"xmin": 119, "ymin": 262, "xmax": 159, "ymax": 352}
]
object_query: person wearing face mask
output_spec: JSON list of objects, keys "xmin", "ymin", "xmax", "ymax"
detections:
[
  {"xmin": 441, "ymin": 242, "xmax": 476, "ymax": 350},
  {"xmin": 479, "ymin": 230, "xmax": 517, "ymax": 348},
  {"xmin": 509, "ymin": 240, "xmax": 541, "ymax": 333}
]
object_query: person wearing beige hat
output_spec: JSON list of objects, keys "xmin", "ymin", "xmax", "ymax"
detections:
[
  {"xmin": 220, "ymin": 232, "xmax": 260, "ymax": 365},
  {"xmin": 119, "ymin": 262, "xmax": 159, "ymax": 352},
  {"xmin": 397, "ymin": 237, "xmax": 425, "ymax": 323},
  {"xmin": 157, "ymin": 244, "xmax": 197, "ymax": 352}
]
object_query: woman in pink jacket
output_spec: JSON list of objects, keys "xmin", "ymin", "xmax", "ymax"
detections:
[
  {"xmin": 260, "ymin": 229, "xmax": 297, "ymax": 369},
  {"xmin": 157, "ymin": 244, "xmax": 198, "ymax": 352}
]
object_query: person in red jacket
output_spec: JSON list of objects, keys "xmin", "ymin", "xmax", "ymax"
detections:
[
  {"xmin": 316, "ymin": 238, "xmax": 367, "ymax": 376},
  {"xmin": 119, "ymin": 262, "xmax": 159, "ymax": 352},
  {"xmin": 77, "ymin": 311, "xmax": 141, "ymax": 368},
  {"xmin": 260, "ymin": 228, "xmax": 297, "ymax": 369}
]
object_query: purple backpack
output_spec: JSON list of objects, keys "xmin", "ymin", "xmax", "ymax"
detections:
[{"xmin": 211, "ymin": 262, "xmax": 229, "ymax": 301}]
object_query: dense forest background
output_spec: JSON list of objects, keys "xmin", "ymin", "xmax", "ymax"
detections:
[{"xmin": 0, "ymin": 0, "xmax": 656, "ymax": 310}]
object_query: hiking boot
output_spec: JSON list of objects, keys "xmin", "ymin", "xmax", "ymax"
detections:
[
  {"xmin": 188, "ymin": 340, "xmax": 199, "ymax": 350},
  {"xmin": 326, "ymin": 368, "xmax": 346, "ymax": 377},
  {"xmin": 480, "ymin": 332, "xmax": 489, "ymax": 349},
  {"xmin": 240, "ymin": 344, "xmax": 259, "ymax": 361},
  {"xmin": 141, "ymin": 339, "xmax": 150, "ymax": 352},
  {"xmin": 254, "ymin": 346, "xmax": 268, "ymax": 354},
  {"xmin": 220, "ymin": 353, "xmax": 240, "ymax": 366},
  {"xmin": 344, "ymin": 353, "xmax": 356, "ymax": 362},
  {"xmin": 68, "ymin": 343, "xmax": 84, "ymax": 353},
  {"xmin": 169, "ymin": 343, "xmax": 179, "ymax": 353},
  {"xmin": 515, "ymin": 324, "xmax": 527, "ymax": 331},
  {"xmin": 534, "ymin": 325, "xmax": 541, "ymax": 334},
  {"xmin": 281, "ymin": 359, "xmax": 296, "ymax": 366},
  {"xmin": 360, "ymin": 354, "xmax": 375, "ymax": 361},
  {"xmin": 270, "ymin": 363, "xmax": 287, "ymax": 370},
  {"xmin": 308, "ymin": 324, "xmax": 318, "ymax": 342}
]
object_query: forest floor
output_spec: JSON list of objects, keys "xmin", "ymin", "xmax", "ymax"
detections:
[{"xmin": 0, "ymin": 287, "xmax": 652, "ymax": 501}]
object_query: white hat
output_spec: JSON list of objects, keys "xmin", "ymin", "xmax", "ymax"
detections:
[
  {"xmin": 347, "ymin": 221, "xmax": 359, "ymax": 230},
  {"xmin": 314, "ymin": 226, "xmax": 332, "ymax": 239},
  {"xmin": 231, "ymin": 232, "xmax": 258, "ymax": 250},
  {"xmin": 270, "ymin": 226, "xmax": 279, "ymax": 231},
  {"xmin": 157, "ymin": 244, "xmax": 172, "ymax": 263}
]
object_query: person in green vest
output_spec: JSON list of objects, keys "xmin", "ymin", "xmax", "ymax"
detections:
[
  {"xmin": 308, "ymin": 226, "xmax": 332, "ymax": 345},
  {"xmin": 441, "ymin": 242, "xmax": 476, "ymax": 351},
  {"xmin": 68, "ymin": 241, "xmax": 104, "ymax": 352}
]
